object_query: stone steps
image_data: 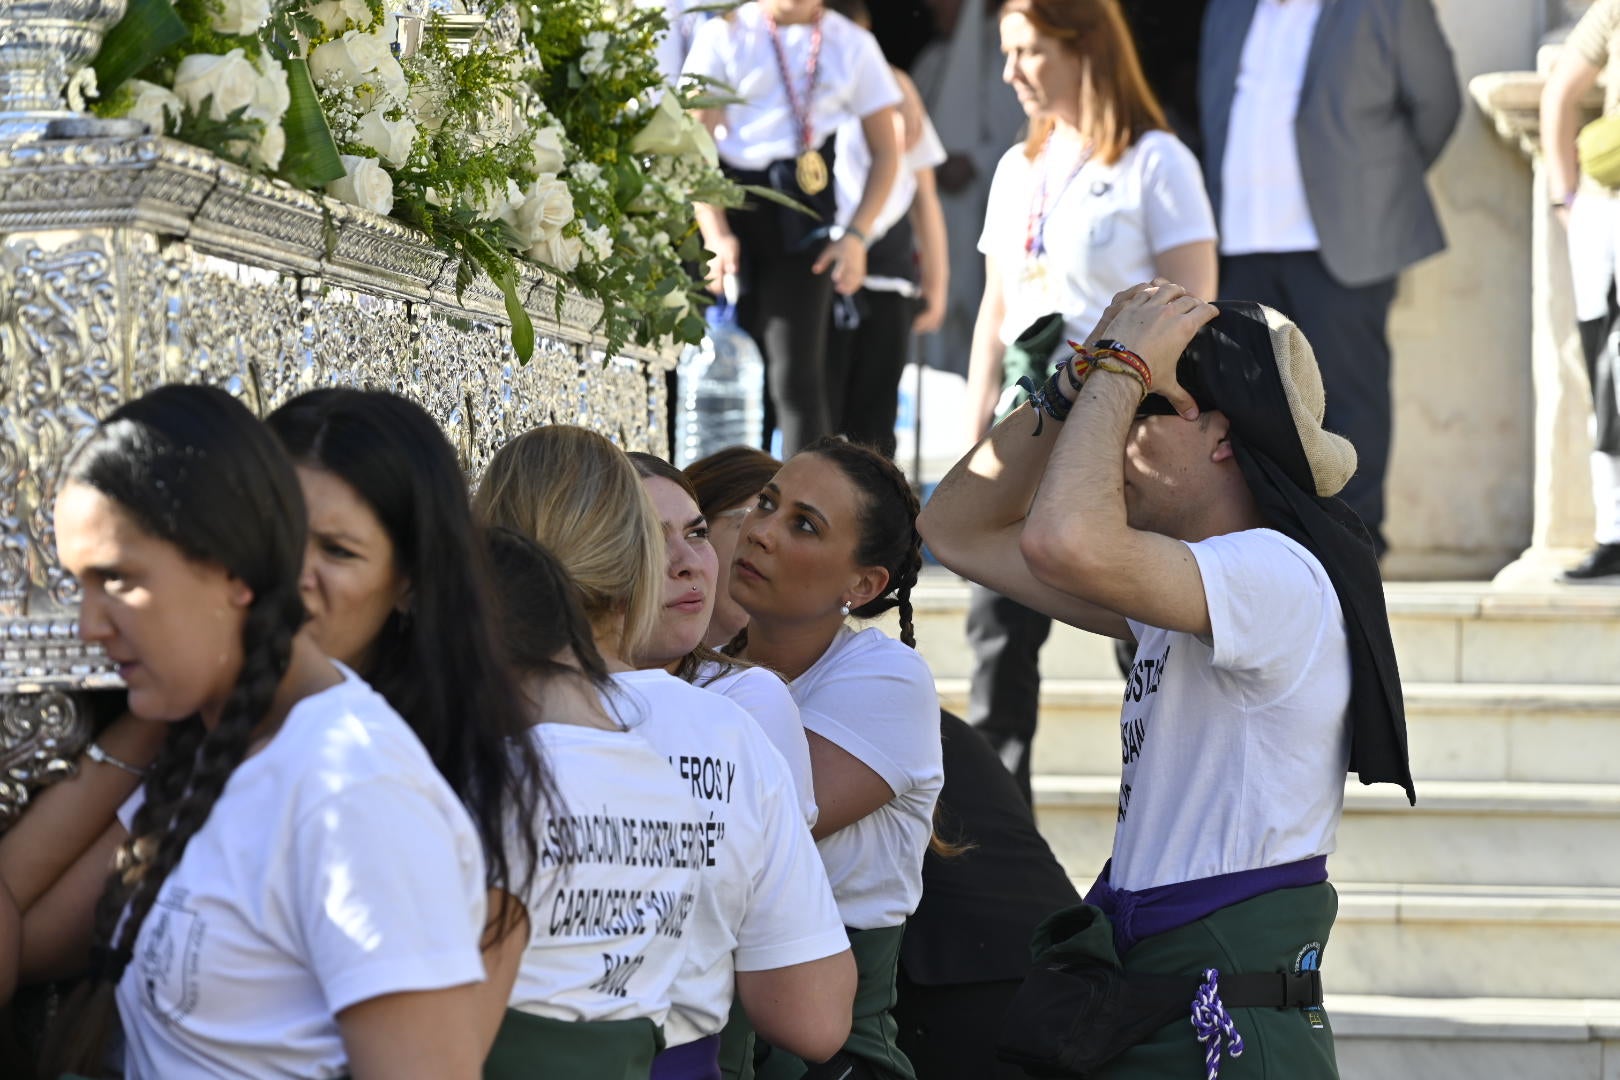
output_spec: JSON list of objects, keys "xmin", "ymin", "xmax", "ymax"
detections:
[
  {"xmin": 937, "ymin": 677, "xmax": 1620, "ymax": 784},
  {"xmin": 1331, "ymin": 995, "xmax": 1620, "ymax": 1080},
  {"xmin": 1034, "ymin": 776, "xmax": 1620, "ymax": 890},
  {"xmin": 904, "ymin": 577, "xmax": 1620, "ymax": 685}
]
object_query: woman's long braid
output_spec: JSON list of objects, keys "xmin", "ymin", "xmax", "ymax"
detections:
[{"xmin": 45, "ymin": 600, "xmax": 295, "ymax": 1076}]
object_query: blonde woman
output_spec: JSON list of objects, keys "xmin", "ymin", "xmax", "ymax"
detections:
[{"xmin": 474, "ymin": 426, "xmax": 855, "ymax": 1080}]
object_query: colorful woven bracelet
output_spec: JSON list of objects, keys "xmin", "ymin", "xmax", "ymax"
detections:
[
  {"xmin": 1091, "ymin": 339, "xmax": 1152, "ymax": 391},
  {"xmin": 1088, "ymin": 357, "xmax": 1149, "ymax": 401}
]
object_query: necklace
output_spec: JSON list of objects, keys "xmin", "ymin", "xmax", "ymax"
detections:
[
  {"xmin": 764, "ymin": 9, "xmax": 828, "ymax": 195},
  {"xmin": 1024, "ymin": 129, "xmax": 1092, "ymax": 264}
]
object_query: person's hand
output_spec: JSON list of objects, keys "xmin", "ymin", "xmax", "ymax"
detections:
[
  {"xmin": 913, "ymin": 289, "xmax": 946, "ymax": 335},
  {"xmin": 1088, "ymin": 280, "xmax": 1218, "ymax": 419},
  {"xmin": 705, "ymin": 233, "xmax": 741, "ymax": 295},
  {"xmin": 813, "ymin": 234, "xmax": 868, "ymax": 296}
]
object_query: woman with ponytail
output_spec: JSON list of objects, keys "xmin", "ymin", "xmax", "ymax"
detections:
[
  {"xmin": 45, "ymin": 384, "xmax": 490, "ymax": 1078},
  {"xmin": 264, "ymin": 389, "xmax": 554, "ymax": 1048},
  {"xmin": 475, "ymin": 426, "xmax": 855, "ymax": 1080},
  {"xmin": 729, "ymin": 436, "xmax": 943, "ymax": 1080}
]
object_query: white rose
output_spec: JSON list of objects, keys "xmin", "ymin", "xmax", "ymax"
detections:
[
  {"xmin": 661, "ymin": 287, "xmax": 691, "ymax": 320},
  {"xmin": 308, "ymin": 0, "xmax": 371, "ymax": 34},
  {"xmin": 529, "ymin": 230, "xmax": 582, "ymax": 273},
  {"xmin": 172, "ymin": 49, "xmax": 259, "ymax": 121},
  {"xmin": 514, "ymin": 175, "xmax": 574, "ymax": 246},
  {"xmin": 347, "ymin": 23, "xmax": 395, "ymax": 77},
  {"xmin": 212, "ymin": 0, "xmax": 270, "ymax": 36},
  {"xmin": 125, "ymin": 79, "xmax": 182, "ymax": 135},
  {"xmin": 327, "ymin": 154, "xmax": 394, "ymax": 215},
  {"xmin": 374, "ymin": 56, "xmax": 408, "ymax": 103},
  {"xmin": 309, "ymin": 35, "xmax": 366, "ymax": 88},
  {"xmin": 531, "ymin": 125, "xmax": 566, "ymax": 175},
  {"xmin": 254, "ymin": 55, "xmax": 290, "ymax": 118},
  {"xmin": 249, "ymin": 111, "xmax": 286, "ymax": 170},
  {"xmin": 355, "ymin": 107, "xmax": 417, "ymax": 167}
]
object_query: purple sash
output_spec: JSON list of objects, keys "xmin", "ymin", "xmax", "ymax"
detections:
[
  {"xmin": 649, "ymin": 1033, "xmax": 722, "ymax": 1080},
  {"xmin": 1084, "ymin": 856, "xmax": 1329, "ymax": 956}
]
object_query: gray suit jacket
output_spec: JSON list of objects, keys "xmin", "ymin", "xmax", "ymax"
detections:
[{"xmin": 1199, "ymin": 0, "xmax": 1463, "ymax": 287}]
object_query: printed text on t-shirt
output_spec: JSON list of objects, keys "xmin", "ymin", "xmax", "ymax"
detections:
[{"xmin": 1118, "ymin": 644, "xmax": 1170, "ymax": 823}]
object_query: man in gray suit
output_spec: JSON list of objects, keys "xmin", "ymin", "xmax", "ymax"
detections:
[{"xmin": 1199, "ymin": 0, "xmax": 1461, "ymax": 555}]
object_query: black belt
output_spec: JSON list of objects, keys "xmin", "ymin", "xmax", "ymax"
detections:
[{"xmin": 1123, "ymin": 968, "xmax": 1323, "ymax": 1011}]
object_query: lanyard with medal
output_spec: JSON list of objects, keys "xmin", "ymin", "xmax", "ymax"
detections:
[
  {"xmin": 1022, "ymin": 130, "xmax": 1091, "ymax": 298},
  {"xmin": 765, "ymin": 10, "xmax": 828, "ymax": 196}
]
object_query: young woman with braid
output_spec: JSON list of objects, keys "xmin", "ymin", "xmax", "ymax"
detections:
[
  {"xmin": 626, "ymin": 452, "xmax": 817, "ymax": 829},
  {"xmin": 683, "ymin": 445, "xmax": 784, "ymax": 650},
  {"xmin": 40, "ymin": 384, "xmax": 491, "ymax": 1078},
  {"xmin": 474, "ymin": 426, "xmax": 855, "ymax": 1080},
  {"xmin": 262, "ymin": 388, "xmax": 558, "ymax": 1051},
  {"xmin": 729, "ymin": 437, "xmax": 944, "ymax": 1080}
]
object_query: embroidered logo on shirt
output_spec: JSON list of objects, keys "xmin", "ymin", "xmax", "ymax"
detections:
[
  {"xmin": 138, "ymin": 887, "xmax": 206, "ymax": 1026},
  {"xmin": 1294, "ymin": 941, "xmax": 1326, "ymax": 1030}
]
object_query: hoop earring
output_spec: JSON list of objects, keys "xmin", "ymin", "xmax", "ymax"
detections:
[{"xmin": 839, "ymin": 601, "xmax": 851, "ymax": 616}]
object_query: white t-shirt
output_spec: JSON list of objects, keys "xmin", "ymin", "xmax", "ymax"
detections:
[
  {"xmin": 790, "ymin": 627, "xmax": 942, "ymax": 930},
  {"xmin": 507, "ymin": 722, "xmax": 707, "ymax": 1026},
  {"xmin": 834, "ymin": 104, "xmax": 948, "ymax": 244},
  {"xmin": 681, "ymin": 4, "xmax": 902, "ymax": 170},
  {"xmin": 695, "ymin": 659, "xmax": 819, "ymax": 829},
  {"xmin": 114, "ymin": 665, "xmax": 486, "ymax": 1080},
  {"xmin": 610, "ymin": 670, "xmax": 848, "ymax": 1047},
  {"xmin": 978, "ymin": 131, "xmax": 1216, "ymax": 354},
  {"xmin": 1111, "ymin": 529, "xmax": 1352, "ymax": 893}
]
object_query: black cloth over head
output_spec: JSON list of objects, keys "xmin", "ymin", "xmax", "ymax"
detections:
[{"xmin": 1176, "ymin": 301, "xmax": 1414, "ymax": 804}]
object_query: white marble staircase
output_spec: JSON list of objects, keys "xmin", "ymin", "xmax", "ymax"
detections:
[{"xmin": 893, "ymin": 575, "xmax": 1620, "ymax": 1080}]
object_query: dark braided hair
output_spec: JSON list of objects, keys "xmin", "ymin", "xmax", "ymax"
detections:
[
  {"xmin": 800, "ymin": 436, "xmax": 924, "ymax": 649},
  {"xmin": 45, "ymin": 385, "xmax": 308, "ymax": 1074},
  {"xmin": 266, "ymin": 389, "xmax": 553, "ymax": 941}
]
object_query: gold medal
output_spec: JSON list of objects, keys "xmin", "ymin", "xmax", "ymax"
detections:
[{"xmin": 796, "ymin": 149, "xmax": 828, "ymax": 196}]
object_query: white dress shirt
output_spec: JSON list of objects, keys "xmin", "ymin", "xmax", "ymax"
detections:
[{"xmin": 1218, "ymin": 0, "xmax": 1323, "ymax": 255}]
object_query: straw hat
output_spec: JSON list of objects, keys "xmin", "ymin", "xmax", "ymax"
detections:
[{"xmin": 1257, "ymin": 305, "xmax": 1358, "ymax": 499}]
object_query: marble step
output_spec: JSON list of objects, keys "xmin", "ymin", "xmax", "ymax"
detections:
[
  {"xmin": 1330, "ymin": 884, "xmax": 1620, "ymax": 1000},
  {"xmin": 898, "ymin": 577, "xmax": 1620, "ymax": 685},
  {"xmin": 1033, "ymin": 777, "xmax": 1620, "ymax": 889},
  {"xmin": 936, "ymin": 678, "xmax": 1620, "ymax": 784},
  {"xmin": 1332, "ymin": 995, "xmax": 1620, "ymax": 1080}
]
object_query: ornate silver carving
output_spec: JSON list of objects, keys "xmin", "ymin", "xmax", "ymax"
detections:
[
  {"xmin": 0, "ymin": 689, "xmax": 92, "ymax": 826},
  {"xmin": 0, "ymin": 0, "xmax": 128, "ymax": 142},
  {"xmin": 0, "ymin": 134, "xmax": 677, "ymax": 817}
]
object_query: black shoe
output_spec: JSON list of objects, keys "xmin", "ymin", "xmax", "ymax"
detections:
[{"xmin": 1560, "ymin": 542, "xmax": 1620, "ymax": 583}]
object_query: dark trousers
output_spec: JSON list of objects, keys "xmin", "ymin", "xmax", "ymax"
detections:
[
  {"xmin": 827, "ymin": 289, "xmax": 918, "ymax": 458},
  {"xmin": 892, "ymin": 972, "xmax": 1039, "ymax": 1080},
  {"xmin": 1578, "ymin": 288, "xmax": 1620, "ymax": 455},
  {"xmin": 965, "ymin": 584, "xmax": 1051, "ymax": 804},
  {"xmin": 1219, "ymin": 252, "xmax": 1397, "ymax": 553},
  {"xmin": 730, "ymin": 204, "xmax": 837, "ymax": 456}
]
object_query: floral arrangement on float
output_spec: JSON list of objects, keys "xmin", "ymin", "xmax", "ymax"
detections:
[{"xmin": 84, "ymin": 0, "xmax": 746, "ymax": 358}]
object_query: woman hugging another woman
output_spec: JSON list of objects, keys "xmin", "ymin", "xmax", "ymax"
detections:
[{"xmin": 474, "ymin": 425, "xmax": 856, "ymax": 1080}]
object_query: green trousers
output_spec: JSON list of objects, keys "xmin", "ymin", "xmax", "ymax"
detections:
[
  {"xmin": 483, "ymin": 1008, "xmax": 663, "ymax": 1080},
  {"xmin": 754, "ymin": 924, "xmax": 916, "ymax": 1080},
  {"xmin": 1096, "ymin": 883, "xmax": 1341, "ymax": 1080}
]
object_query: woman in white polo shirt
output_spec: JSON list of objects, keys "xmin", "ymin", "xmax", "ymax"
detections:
[
  {"xmin": 474, "ymin": 425, "xmax": 856, "ymax": 1080},
  {"xmin": 683, "ymin": 0, "xmax": 903, "ymax": 454},
  {"xmin": 729, "ymin": 437, "xmax": 944, "ymax": 1080},
  {"xmin": 962, "ymin": 0, "xmax": 1218, "ymax": 807}
]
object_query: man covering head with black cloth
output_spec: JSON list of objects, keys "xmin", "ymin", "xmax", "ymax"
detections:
[{"xmin": 918, "ymin": 280, "xmax": 1410, "ymax": 1077}]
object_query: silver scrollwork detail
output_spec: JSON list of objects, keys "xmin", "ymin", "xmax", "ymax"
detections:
[{"xmin": 0, "ymin": 689, "xmax": 91, "ymax": 826}]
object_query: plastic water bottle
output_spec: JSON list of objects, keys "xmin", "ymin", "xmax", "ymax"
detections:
[{"xmin": 674, "ymin": 275, "xmax": 765, "ymax": 468}]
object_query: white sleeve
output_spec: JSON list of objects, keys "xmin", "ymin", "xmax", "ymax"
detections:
[
  {"xmin": 798, "ymin": 645, "xmax": 940, "ymax": 797},
  {"xmin": 289, "ymin": 779, "xmax": 488, "ymax": 1014},
  {"xmin": 907, "ymin": 112, "xmax": 948, "ymax": 174},
  {"xmin": 116, "ymin": 786, "xmax": 145, "ymax": 832},
  {"xmin": 680, "ymin": 16, "xmax": 729, "ymax": 83},
  {"xmin": 977, "ymin": 149, "xmax": 1021, "ymax": 256},
  {"xmin": 1188, "ymin": 532, "xmax": 1333, "ymax": 680},
  {"xmin": 732, "ymin": 753, "xmax": 848, "ymax": 971},
  {"xmin": 713, "ymin": 669, "xmax": 819, "ymax": 829},
  {"xmin": 1136, "ymin": 132, "xmax": 1217, "ymax": 256},
  {"xmin": 846, "ymin": 28, "xmax": 903, "ymax": 119}
]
